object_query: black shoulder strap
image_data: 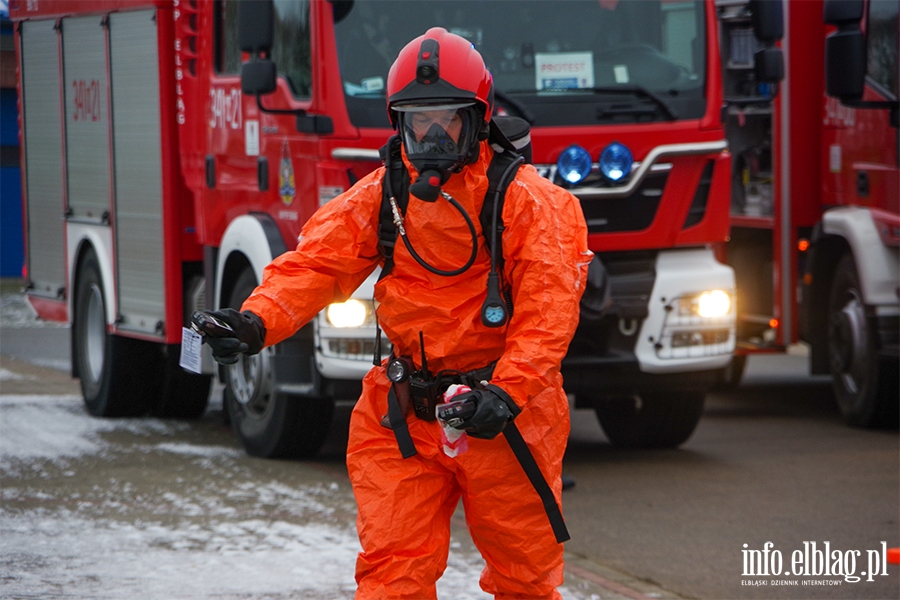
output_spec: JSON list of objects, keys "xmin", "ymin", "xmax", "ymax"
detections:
[
  {"xmin": 479, "ymin": 147, "xmax": 522, "ymax": 274},
  {"xmin": 377, "ymin": 135, "xmax": 409, "ymax": 280},
  {"xmin": 479, "ymin": 117, "xmax": 531, "ymax": 274}
]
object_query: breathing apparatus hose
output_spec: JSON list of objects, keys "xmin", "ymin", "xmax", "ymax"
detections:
[
  {"xmin": 383, "ymin": 137, "xmax": 524, "ymax": 281},
  {"xmin": 384, "ymin": 140, "xmax": 479, "ymax": 277},
  {"xmin": 398, "ymin": 191, "xmax": 479, "ymax": 277},
  {"xmin": 488, "ymin": 155, "xmax": 525, "ymax": 274}
]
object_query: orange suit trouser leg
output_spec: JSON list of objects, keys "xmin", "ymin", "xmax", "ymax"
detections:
[
  {"xmin": 347, "ymin": 373, "xmax": 461, "ymax": 599},
  {"xmin": 347, "ymin": 372, "xmax": 567, "ymax": 599},
  {"xmin": 457, "ymin": 412, "xmax": 566, "ymax": 598}
]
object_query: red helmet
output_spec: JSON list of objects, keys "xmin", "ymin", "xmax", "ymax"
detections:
[{"xmin": 387, "ymin": 27, "xmax": 494, "ymax": 128}]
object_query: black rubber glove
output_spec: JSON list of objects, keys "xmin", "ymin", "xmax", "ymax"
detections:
[
  {"xmin": 455, "ymin": 384, "xmax": 520, "ymax": 440},
  {"xmin": 200, "ymin": 308, "xmax": 266, "ymax": 365}
]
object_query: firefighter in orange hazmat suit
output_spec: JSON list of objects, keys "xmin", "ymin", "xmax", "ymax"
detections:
[{"xmin": 200, "ymin": 28, "xmax": 591, "ymax": 599}]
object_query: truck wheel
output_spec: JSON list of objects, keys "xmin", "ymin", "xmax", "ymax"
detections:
[
  {"xmin": 223, "ymin": 267, "xmax": 334, "ymax": 458},
  {"xmin": 594, "ymin": 392, "xmax": 705, "ymax": 448},
  {"xmin": 74, "ymin": 250, "xmax": 157, "ymax": 417},
  {"xmin": 828, "ymin": 255, "xmax": 898, "ymax": 428},
  {"xmin": 151, "ymin": 350, "xmax": 211, "ymax": 419}
]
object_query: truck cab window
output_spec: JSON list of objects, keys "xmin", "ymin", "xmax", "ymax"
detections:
[
  {"xmin": 867, "ymin": 0, "xmax": 898, "ymax": 100},
  {"xmin": 215, "ymin": 0, "xmax": 312, "ymax": 98},
  {"xmin": 333, "ymin": 0, "xmax": 706, "ymax": 129},
  {"xmin": 215, "ymin": 0, "xmax": 241, "ymax": 75}
]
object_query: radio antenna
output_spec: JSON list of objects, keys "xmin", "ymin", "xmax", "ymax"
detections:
[{"xmin": 418, "ymin": 331, "xmax": 428, "ymax": 374}]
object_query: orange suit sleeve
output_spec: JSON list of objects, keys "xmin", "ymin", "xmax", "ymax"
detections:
[{"xmin": 240, "ymin": 170, "xmax": 385, "ymax": 347}]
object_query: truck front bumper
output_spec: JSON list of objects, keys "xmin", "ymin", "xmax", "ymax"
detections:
[{"xmin": 563, "ymin": 247, "xmax": 735, "ymax": 397}]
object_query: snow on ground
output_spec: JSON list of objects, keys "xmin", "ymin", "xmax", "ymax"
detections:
[
  {"xmin": 0, "ymin": 367, "xmax": 26, "ymax": 380},
  {"xmin": 2, "ymin": 505, "xmax": 499, "ymax": 599},
  {"xmin": 2, "ymin": 508, "xmax": 362, "ymax": 599},
  {"xmin": 0, "ymin": 288, "xmax": 65, "ymax": 329},
  {"xmin": 0, "ymin": 395, "xmax": 494, "ymax": 598},
  {"xmin": 0, "ymin": 394, "xmax": 185, "ymax": 465},
  {"xmin": 0, "ymin": 394, "xmax": 591, "ymax": 599}
]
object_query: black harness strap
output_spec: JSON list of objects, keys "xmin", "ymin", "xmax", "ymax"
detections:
[
  {"xmin": 377, "ymin": 135, "xmax": 409, "ymax": 280},
  {"xmin": 387, "ymin": 385, "xmax": 417, "ymax": 458},
  {"xmin": 479, "ymin": 149, "xmax": 520, "ymax": 266},
  {"xmin": 503, "ymin": 423, "xmax": 571, "ymax": 544}
]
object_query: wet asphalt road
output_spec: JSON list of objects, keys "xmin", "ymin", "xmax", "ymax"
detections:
[
  {"xmin": 2, "ymin": 286, "xmax": 898, "ymax": 599},
  {"xmin": 564, "ymin": 353, "xmax": 899, "ymax": 600}
]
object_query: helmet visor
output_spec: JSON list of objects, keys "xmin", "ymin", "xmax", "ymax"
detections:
[{"xmin": 397, "ymin": 104, "xmax": 478, "ymax": 164}]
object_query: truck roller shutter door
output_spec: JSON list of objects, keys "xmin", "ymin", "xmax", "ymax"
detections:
[
  {"xmin": 108, "ymin": 10, "xmax": 166, "ymax": 336},
  {"xmin": 62, "ymin": 16, "xmax": 111, "ymax": 224},
  {"xmin": 21, "ymin": 20, "xmax": 66, "ymax": 299}
]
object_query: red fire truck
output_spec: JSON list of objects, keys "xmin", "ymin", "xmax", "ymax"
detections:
[
  {"xmin": 719, "ymin": 0, "xmax": 898, "ymax": 427},
  {"xmin": 13, "ymin": 0, "xmax": 765, "ymax": 456}
]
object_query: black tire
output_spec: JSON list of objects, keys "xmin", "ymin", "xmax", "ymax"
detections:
[
  {"xmin": 828, "ymin": 255, "xmax": 899, "ymax": 428},
  {"xmin": 73, "ymin": 250, "xmax": 158, "ymax": 417},
  {"xmin": 151, "ymin": 348, "xmax": 211, "ymax": 419},
  {"xmin": 594, "ymin": 391, "xmax": 706, "ymax": 448},
  {"xmin": 223, "ymin": 267, "xmax": 334, "ymax": 458}
]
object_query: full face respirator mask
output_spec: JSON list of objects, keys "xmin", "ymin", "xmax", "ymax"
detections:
[{"xmin": 395, "ymin": 104, "xmax": 481, "ymax": 201}]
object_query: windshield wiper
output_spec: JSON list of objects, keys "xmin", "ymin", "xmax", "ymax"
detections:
[{"xmin": 589, "ymin": 85, "xmax": 678, "ymax": 120}]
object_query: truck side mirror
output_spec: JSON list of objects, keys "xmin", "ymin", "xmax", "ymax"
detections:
[
  {"xmin": 749, "ymin": 0, "xmax": 784, "ymax": 43},
  {"xmin": 755, "ymin": 46, "xmax": 784, "ymax": 84},
  {"xmin": 823, "ymin": 0, "xmax": 864, "ymax": 24},
  {"xmin": 242, "ymin": 61, "xmax": 278, "ymax": 96},
  {"xmin": 823, "ymin": 0, "xmax": 866, "ymax": 100},
  {"xmin": 239, "ymin": 0, "xmax": 277, "ymax": 96},
  {"xmin": 239, "ymin": 0, "xmax": 274, "ymax": 54},
  {"xmin": 750, "ymin": 0, "xmax": 784, "ymax": 84}
]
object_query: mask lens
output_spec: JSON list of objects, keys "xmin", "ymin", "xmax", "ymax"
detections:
[{"xmin": 399, "ymin": 106, "xmax": 476, "ymax": 161}]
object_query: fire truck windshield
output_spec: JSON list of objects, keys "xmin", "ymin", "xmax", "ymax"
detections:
[{"xmin": 333, "ymin": 0, "xmax": 707, "ymax": 128}]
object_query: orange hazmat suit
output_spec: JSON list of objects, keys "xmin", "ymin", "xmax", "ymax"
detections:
[{"xmin": 242, "ymin": 141, "xmax": 591, "ymax": 598}]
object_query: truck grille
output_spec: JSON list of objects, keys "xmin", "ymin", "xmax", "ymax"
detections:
[
  {"xmin": 537, "ymin": 164, "xmax": 670, "ymax": 233},
  {"xmin": 324, "ymin": 338, "xmax": 378, "ymax": 361},
  {"xmin": 577, "ymin": 170, "xmax": 669, "ymax": 233}
]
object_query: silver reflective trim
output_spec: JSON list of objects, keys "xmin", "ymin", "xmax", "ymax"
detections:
[
  {"xmin": 490, "ymin": 132, "xmax": 531, "ymax": 152},
  {"xmin": 332, "ymin": 148, "xmax": 382, "ymax": 162},
  {"xmin": 539, "ymin": 140, "xmax": 728, "ymax": 200}
]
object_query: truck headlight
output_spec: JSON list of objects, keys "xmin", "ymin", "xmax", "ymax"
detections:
[
  {"xmin": 325, "ymin": 299, "xmax": 369, "ymax": 328},
  {"xmin": 679, "ymin": 290, "xmax": 732, "ymax": 319}
]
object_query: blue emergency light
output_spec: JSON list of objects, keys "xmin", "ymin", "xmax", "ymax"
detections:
[
  {"xmin": 556, "ymin": 145, "xmax": 593, "ymax": 184},
  {"xmin": 599, "ymin": 142, "xmax": 633, "ymax": 182}
]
